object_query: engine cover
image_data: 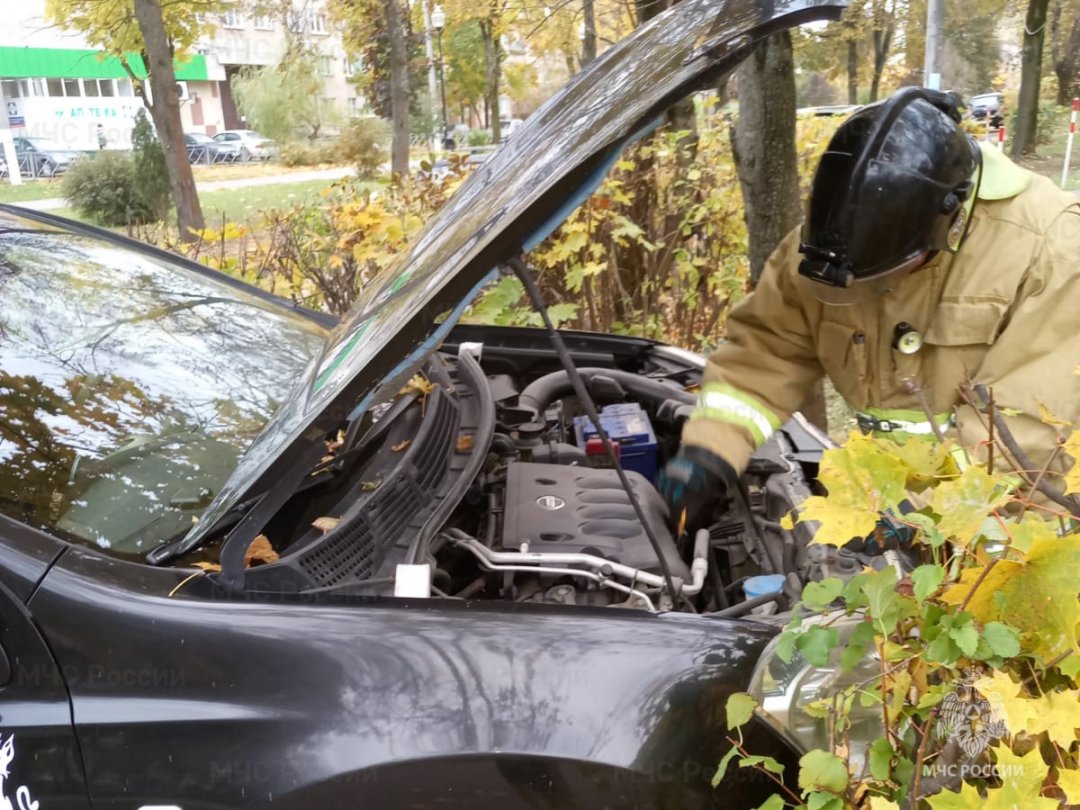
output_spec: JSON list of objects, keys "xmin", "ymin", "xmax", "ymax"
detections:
[{"xmin": 501, "ymin": 462, "xmax": 690, "ymax": 581}]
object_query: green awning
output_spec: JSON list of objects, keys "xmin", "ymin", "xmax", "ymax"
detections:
[{"xmin": 0, "ymin": 47, "xmax": 208, "ymax": 82}]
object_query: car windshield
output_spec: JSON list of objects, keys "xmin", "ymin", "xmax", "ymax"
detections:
[
  {"xmin": 0, "ymin": 224, "xmax": 327, "ymax": 557},
  {"xmin": 187, "ymin": 133, "xmax": 212, "ymax": 143}
]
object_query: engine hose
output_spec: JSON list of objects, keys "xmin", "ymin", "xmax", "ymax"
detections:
[
  {"xmin": 517, "ymin": 367, "xmax": 695, "ymax": 419},
  {"xmin": 711, "ymin": 592, "xmax": 787, "ymax": 618}
]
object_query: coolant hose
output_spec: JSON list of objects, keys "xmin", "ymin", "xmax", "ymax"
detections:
[{"xmin": 517, "ymin": 367, "xmax": 695, "ymax": 419}]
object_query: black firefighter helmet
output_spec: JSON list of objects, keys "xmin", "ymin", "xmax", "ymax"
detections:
[{"xmin": 798, "ymin": 87, "xmax": 982, "ymax": 291}]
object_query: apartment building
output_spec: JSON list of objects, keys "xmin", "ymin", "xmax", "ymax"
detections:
[{"xmin": 0, "ymin": 0, "xmax": 359, "ymax": 150}]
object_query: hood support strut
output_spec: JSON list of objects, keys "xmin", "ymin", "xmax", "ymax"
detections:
[{"xmin": 505, "ymin": 256, "xmax": 681, "ymax": 606}]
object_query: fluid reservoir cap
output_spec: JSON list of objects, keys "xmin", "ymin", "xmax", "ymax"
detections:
[{"xmin": 744, "ymin": 574, "xmax": 786, "ymax": 600}]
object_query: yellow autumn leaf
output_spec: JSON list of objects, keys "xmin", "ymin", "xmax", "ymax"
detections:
[
  {"xmin": 794, "ymin": 433, "xmax": 908, "ymax": 546},
  {"xmin": 1026, "ymin": 689, "xmax": 1080, "ymax": 748},
  {"xmin": 1064, "ymin": 430, "xmax": 1080, "ymax": 494},
  {"xmin": 1002, "ymin": 513, "xmax": 1058, "ymax": 555},
  {"xmin": 1057, "ymin": 768, "xmax": 1080, "ymax": 806},
  {"xmin": 1037, "ymin": 400, "xmax": 1071, "ymax": 428},
  {"xmin": 984, "ymin": 745, "xmax": 1056, "ymax": 810},
  {"xmin": 889, "ymin": 438, "xmax": 961, "ymax": 490},
  {"xmin": 868, "ymin": 799, "xmax": 900, "ymax": 810},
  {"xmin": 942, "ymin": 534, "xmax": 1080, "ymax": 663},
  {"xmin": 925, "ymin": 779, "xmax": 983, "ymax": 809},
  {"xmin": 973, "ymin": 670, "xmax": 1038, "ymax": 733},
  {"xmin": 399, "ymin": 374, "xmax": 434, "ymax": 398},
  {"xmin": 193, "ymin": 561, "xmax": 221, "ymax": 572},
  {"xmin": 929, "ymin": 465, "xmax": 1009, "ymax": 546}
]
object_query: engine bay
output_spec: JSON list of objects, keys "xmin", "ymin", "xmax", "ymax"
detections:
[{"xmin": 185, "ymin": 330, "xmax": 892, "ymax": 617}]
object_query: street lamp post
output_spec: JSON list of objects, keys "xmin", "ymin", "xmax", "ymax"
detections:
[{"xmin": 432, "ymin": 5, "xmax": 451, "ymax": 150}]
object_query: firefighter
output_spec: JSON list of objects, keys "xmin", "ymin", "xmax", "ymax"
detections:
[{"xmin": 660, "ymin": 87, "xmax": 1080, "ymax": 528}]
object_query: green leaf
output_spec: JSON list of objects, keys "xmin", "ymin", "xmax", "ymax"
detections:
[
  {"xmin": 806, "ymin": 791, "xmax": 845, "ymax": 810},
  {"xmin": 726, "ymin": 692, "xmax": 757, "ymax": 730},
  {"xmin": 911, "ymin": 564, "xmax": 945, "ymax": 604},
  {"xmin": 795, "ymin": 625, "xmax": 840, "ymax": 667},
  {"xmin": 712, "ymin": 746, "xmax": 739, "ymax": 787},
  {"xmin": 753, "ymin": 797, "xmax": 785, "ymax": 810},
  {"xmin": 949, "ymin": 622, "xmax": 979, "ymax": 657},
  {"xmin": 802, "ymin": 577, "xmax": 844, "ymax": 610},
  {"xmin": 860, "ymin": 567, "xmax": 904, "ymax": 635},
  {"xmin": 739, "ymin": 755, "xmax": 785, "ymax": 775},
  {"xmin": 982, "ymin": 621, "xmax": 1021, "ymax": 659},
  {"xmin": 868, "ymin": 737, "xmax": 893, "ymax": 782},
  {"xmin": 926, "ymin": 632, "xmax": 960, "ymax": 666},
  {"xmin": 798, "ymin": 750, "xmax": 849, "ymax": 794},
  {"xmin": 775, "ymin": 629, "xmax": 798, "ymax": 664}
]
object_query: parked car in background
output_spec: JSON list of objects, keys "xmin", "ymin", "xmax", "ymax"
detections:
[
  {"xmin": 212, "ymin": 129, "xmax": 276, "ymax": 161},
  {"xmin": 13, "ymin": 136, "xmax": 82, "ymax": 177},
  {"xmin": 970, "ymin": 92, "xmax": 1004, "ymax": 126},
  {"xmin": 184, "ymin": 132, "xmax": 234, "ymax": 164}
]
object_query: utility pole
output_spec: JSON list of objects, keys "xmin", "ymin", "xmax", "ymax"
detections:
[
  {"xmin": 924, "ymin": 0, "xmax": 945, "ymax": 90},
  {"xmin": 421, "ymin": 0, "xmax": 440, "ymax": 152},
  {"xmin": 0, "ymin": 84, "xmax": 23, "ymax": 186}
]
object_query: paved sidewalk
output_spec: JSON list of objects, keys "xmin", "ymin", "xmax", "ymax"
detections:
[{"xmin": 15, "ymin": 166, "xmax": 356, "ymax": 212}]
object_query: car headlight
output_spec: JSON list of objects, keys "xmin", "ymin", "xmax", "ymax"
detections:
[{"xmin": 748, "ymin": 613, "xmax": 884, "ymax": 773}]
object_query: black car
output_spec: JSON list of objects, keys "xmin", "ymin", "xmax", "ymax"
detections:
[{"xmin": 0, "ymin": 0, "xmax": 859, "ymax": 807}]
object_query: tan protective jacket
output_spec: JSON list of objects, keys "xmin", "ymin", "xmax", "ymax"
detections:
[{"xmin": 682, "ymin": 145, "xmax": 1080, "ymax": 481}]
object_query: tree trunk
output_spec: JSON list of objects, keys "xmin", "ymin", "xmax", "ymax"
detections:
[
  {"xmin": 731, "ymin": 32, "xmax": 828, "ymax": 428},
  {"xmin": 481, "ymin": 17, "xmax": 502, "ymax": 143},
  {"xmin": 581, "ymin": 0, "xmax": 597, "ymax": 66},
  {"xmin": 1054, "ymin": 7, "xmax": 1080, "ymax": 105},
  {"xmin": 847, "ymin": 38, "xmax": 859, "ymax": 104},
  {"xmin": 870, "ymin": 25, "xmax": 893, "ymax": 102},
  {"xmin": 384, "ymin": 0, "xmax": 410, "ymax": 177},
  {"xmin": 132, "ymin": 0, "xmax": 203, "ymax": 241},
  {"xmin": 1012, "ymin": 0, "xmax": 1052, "ymax": 157},
  {"xmin": 732, "ymin": 32, "xmax": 801, "ymax": 286}
]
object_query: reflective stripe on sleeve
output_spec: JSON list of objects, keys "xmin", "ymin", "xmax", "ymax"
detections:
[
  {"xmin": 855, "ymin": 407, "xmax": 955, "ymax": 437},
  {"xmin": 689, "ymin": 383, "xmax": 782, "ymax": 446}
]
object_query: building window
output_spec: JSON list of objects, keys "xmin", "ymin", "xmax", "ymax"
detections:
[
  {"xmin": 309, "ymin": 13, "xmax": 328, "ymax": 34},
  {"xmin": 221, "ymin": 9, "xmax": 243, "ymax": 28},
  {"xmin": 63, "ymin": 78, "xmax": 81, "ymax": 97},
  {"xmin": 318, "ymin": 56, "xmax": 334, "ymax": 77},
  {"xmin": 116, "ymin": 79, "xmax": 134, "ymax": 97},
  {"xmin": 347, "ymin": 97, "xmax": 361, "ymax": 116},
  {"xmin": 253, "ymin": 14, "xmax": 274, "ymax": 30},
  {"xmin": 27, "ymin": 78, "xmax": 46, "ymax": 97},
  {"xmin": 82, "ymin": 78, "xmax": 99, "ymax": 97},
  {"xmin": 344, "ymin": 55, "xmax": 361, "ymax": 77},
  {"xmin": 46, "ymin": 78, "xmax": 64, "ymax": 97},
  {"xmin": 1, "ymin": 79, "xmax": 20, "ymax": 98},
  {"xmin": 99, "ymin": 79, "xmax": 115, "ymax": 97}
]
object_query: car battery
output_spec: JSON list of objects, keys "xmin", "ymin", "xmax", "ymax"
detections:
[{"xmin": 573, "ymin": 403, "xmax": 659, "ymax": 481}]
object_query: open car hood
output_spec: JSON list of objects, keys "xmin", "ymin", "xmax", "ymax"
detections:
[{"xmin": 180, "ymin": 0, "xmax": 846, "ymax": 553}]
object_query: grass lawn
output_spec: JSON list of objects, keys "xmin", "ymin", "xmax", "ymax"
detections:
[
  {"xmin": 190, "ymin": 160, "xmax": 348, "ymax": 182},
  {"xmin": 0, "ymin": 179, "xmax": 66, "ymax": 204},
  {"xmin": 46, "ymin": 176, "xmax": 381, "ymax": 230},
  {"xmin": 1011, "ymin": 107, "xmax": 1080, "ymax": 190}
]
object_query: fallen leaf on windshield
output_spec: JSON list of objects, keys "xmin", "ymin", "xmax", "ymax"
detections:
[
  {"xmin": 361, "ymin": 479, "xmax": 382, "ymax": 492},
  {"xmin": 325, "ymin": 429, "xmax": 346, "ymax": 454},
  {"xmin": 455, "ymin": 434, "xmax": 474, "ymax": 452},
  {"xmin": 193, "ymin": 561, "xmax": 221, "ymax": 572},
  {"xmin": 399, "ymin": 374, "xmax": 433, "ymax": 398},
  {"xmin": 313, "ymin": 516, "xmax": 341, "ymax": 533},
  {"xmin": 244, "ymin": 534, "xmax": 280, "ymax": 567},
  {"xmin": 391, "ymin": 439, "xmax": 412, "ymax": 453}
]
